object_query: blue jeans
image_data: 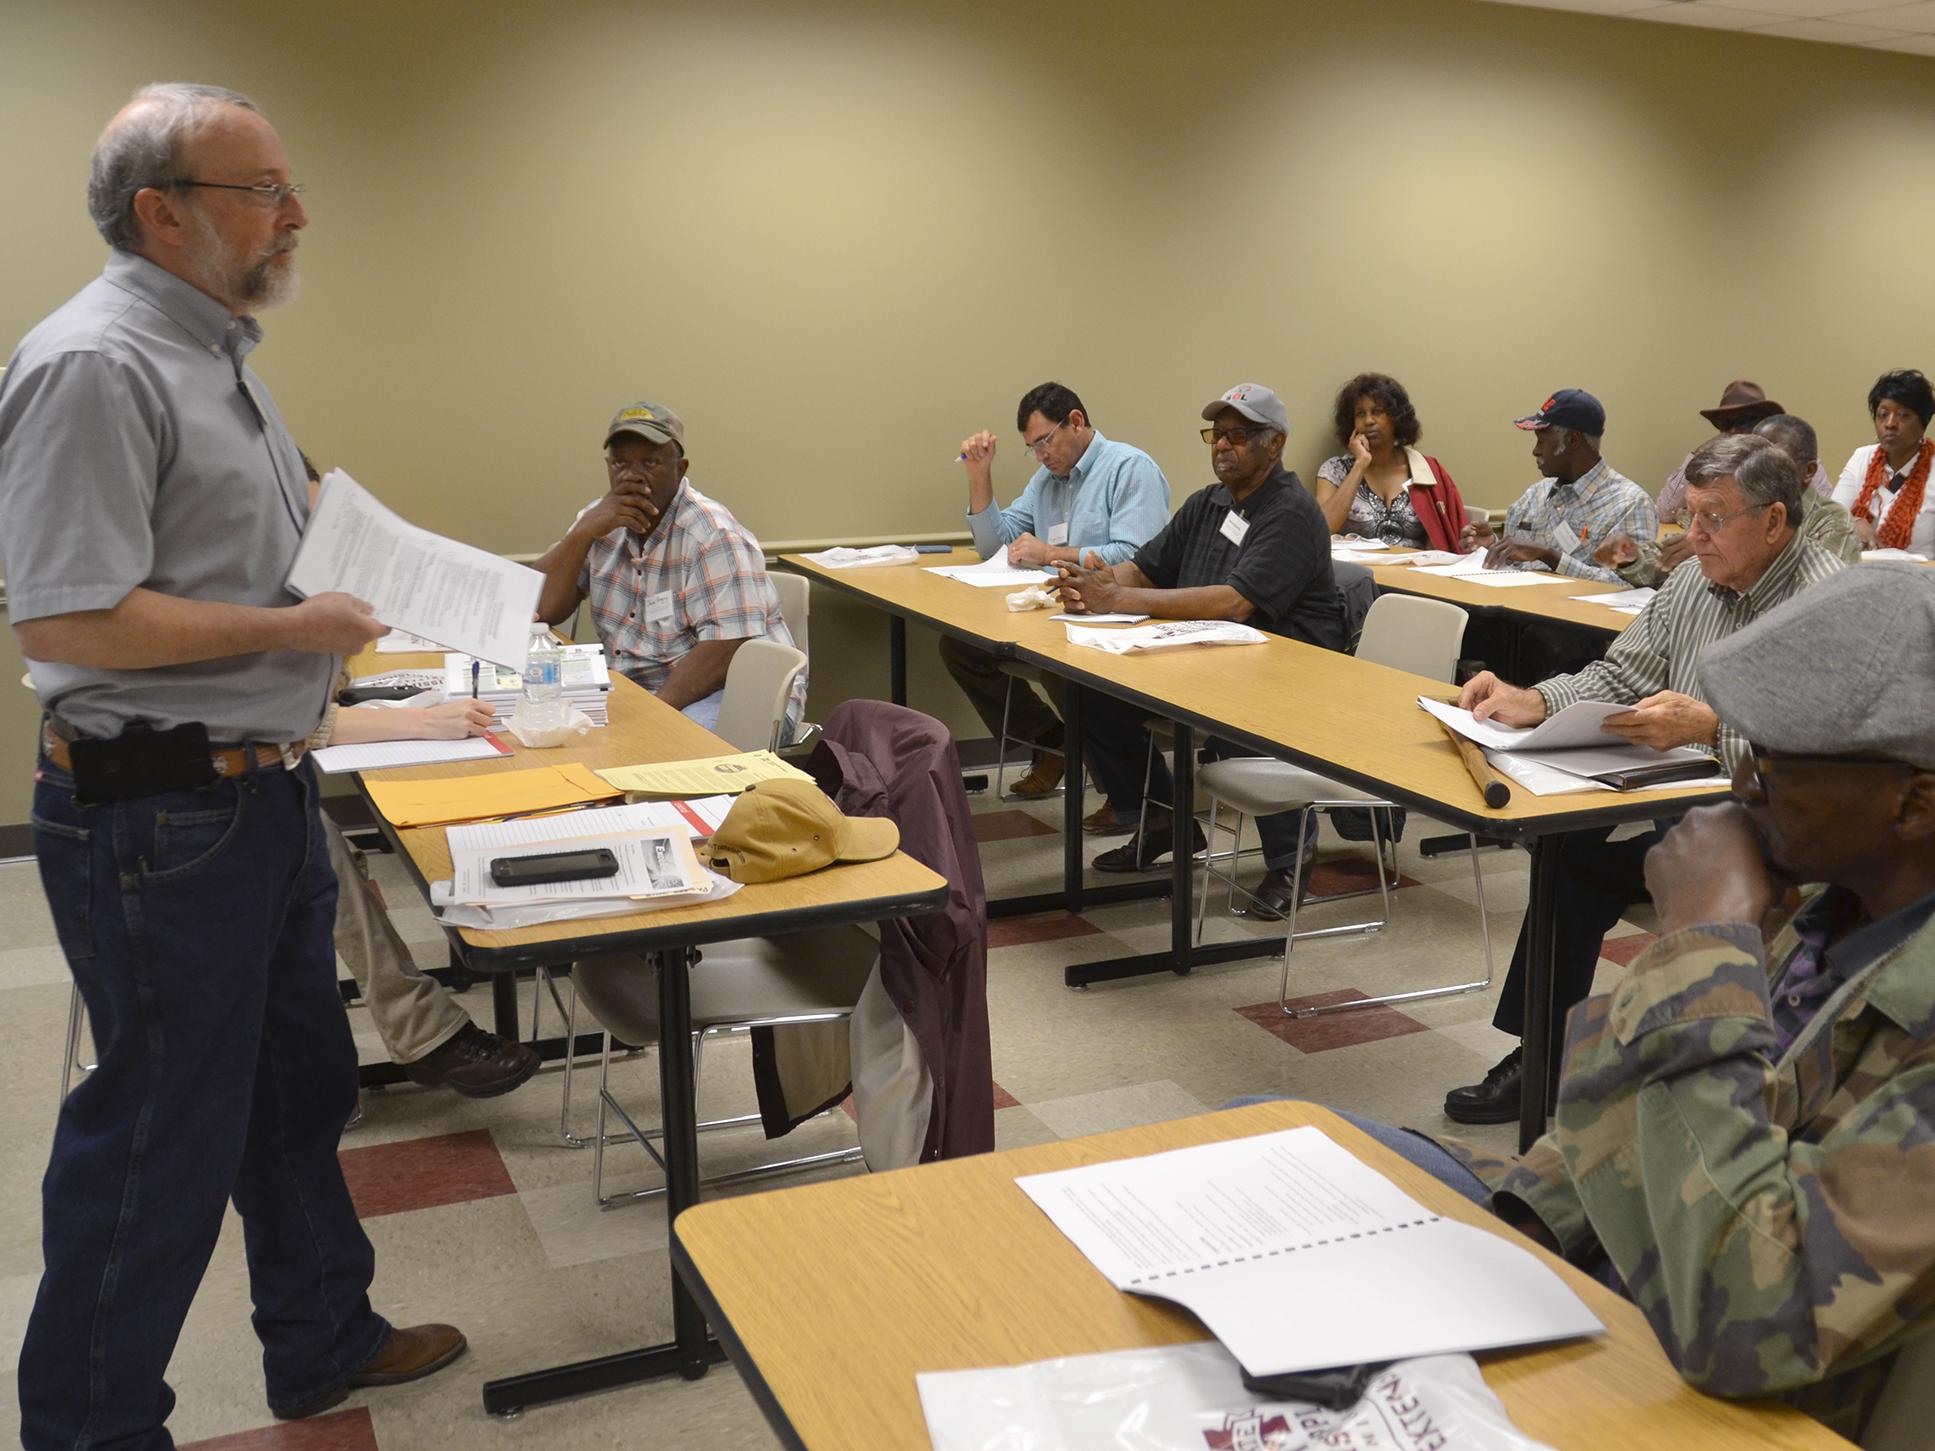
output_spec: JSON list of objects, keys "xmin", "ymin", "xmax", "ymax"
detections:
[
  {"xmin": 680, "ymin": 688, "xmax": 724, "ymax": 732},
  {"xmin": 21, "ymin": 755, "xmax": 388, "ymax": 1446},
  {"xmin": 1080, "ymin": 691, "xmax": 1316, "ymax": 868},
  {"xmin": 1223, "ymin": 1098, "xmax": 1492, "ymax": 1208}
]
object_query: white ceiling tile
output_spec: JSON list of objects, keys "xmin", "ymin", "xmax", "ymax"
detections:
[
  {"xmin": 1628, "ymin": 4, "xmax": 1799, "ymax": 31},
  {"xmin": 1841, "ymin": 0, "xmax": 1935, "ymax": 33},
  {"xmin": 1743, "ymin": 16, "xmax": 1916, "ymax": 38}
]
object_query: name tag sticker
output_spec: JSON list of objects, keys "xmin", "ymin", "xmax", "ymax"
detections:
[
  {"xmin": 1220, "ymin": 511, "xmax": 1251, "ymax": 547},
  {"xmin": 644, "ymin": 590, "xmax": 675, "ymax": 625},
  {"xmin": 1047, "ymin": 522, "xmax": 1069, "ymax": 547},
  {"xmin": 1551, "ymin": 519, "xmax": 1582, "ymax": 555}
]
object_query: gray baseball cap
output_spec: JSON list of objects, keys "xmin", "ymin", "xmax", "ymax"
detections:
[
  {"xmin": 1700, "ymin": 562, "xmax": 1935, "ymax": 769},
  {"xmin": 1202, "ymin": 383, "xmax": 1289, "ymax": 436},
  {"xmin": 605, "ymin": 401, "xmax": 685, "ymax": 451}
]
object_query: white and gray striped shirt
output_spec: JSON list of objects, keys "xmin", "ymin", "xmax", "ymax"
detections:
[{"xmin": 1536, "ymin": 535, "xmax": 1848, "ymax": 770}]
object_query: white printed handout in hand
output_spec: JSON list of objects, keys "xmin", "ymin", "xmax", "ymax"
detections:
[
  {"xmin": 1017, "ymin": 1126, "xmax": 1600, "ymax": 1378},
  {"xmin": 1066, "ymin": 620, "xmax": 1267, "ymax": 654},
  {"xmin": 286, "ymin": 470, "xmax": 544, "ymax": 669},
  {"xmin": 924, "ymin": 544, "xmax": 1056, "ymax": 588},
  {"xmin": 919, "ymin": 1345, "xmax": 1556, "ymax": 1451},
  {"xmin": 798, "ymin": 545, "xmax": 920, "ymax": 569},
  {"xmin": 374, "ymin": 628, "xmax": 444, "ymax": 652},
  {"xmin": 1422, "ymin": 695, "xmax": 1644, "ymax": 752}
]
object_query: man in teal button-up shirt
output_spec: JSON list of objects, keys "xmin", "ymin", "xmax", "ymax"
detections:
[{"xmin": 943, "ymin": 381, "xmax": 1171, "ymax": 802}]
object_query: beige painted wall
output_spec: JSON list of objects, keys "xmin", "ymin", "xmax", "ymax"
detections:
[{"xmin": 4, "ymin": 0, "xmax": 1933, "ymax": 825}]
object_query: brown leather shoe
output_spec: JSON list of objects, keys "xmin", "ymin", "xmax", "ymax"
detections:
[
  {"xmin": 1008, "ymin": 748, "xmax": 1065, "ymax": 798},
  {"xmin": 402, "ymin": 1024, "xmax": 540, "ymax": 1098},
  {"xmin": 1083, "ymin": 803, "xmax": 1134, "ymax": 836},
  {"xmin": 273, "ymin": 1323, "xmax": 468, "ymax": 1419}
]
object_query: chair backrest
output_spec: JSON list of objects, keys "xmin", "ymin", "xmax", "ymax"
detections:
[
  {"xmin": 1354, "ymin": 593, "xmax": 1469, "ymax": 684},
  {"xmin": 769, "ymin": 571, "xmax": 809, "ymax": 656},
  {"xmin": 714, "ymin": 638, "xmax": 807, "ymax": 752}
]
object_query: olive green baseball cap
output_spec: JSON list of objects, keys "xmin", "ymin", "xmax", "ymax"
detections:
[{"xmin": 605, "ymin": 401, "xmax": 685, "ymax": 451}]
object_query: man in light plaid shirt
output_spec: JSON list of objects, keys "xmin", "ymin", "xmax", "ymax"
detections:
[
  {"xmin": 1461, "ymin": 388, "xmax": 1656, "ymax": 585},
  {"xmin": 533, "ymin": 402, "xmax": 805, "ymax": 737}
]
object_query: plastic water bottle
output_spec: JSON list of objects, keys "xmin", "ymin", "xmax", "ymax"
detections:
[{"xmin": 521, "ymin": 626, "xmax": 563, "ymax": 732}]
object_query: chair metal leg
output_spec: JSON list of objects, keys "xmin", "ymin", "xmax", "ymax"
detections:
[
  {"xmin": 554, "ymin": 971, "xmax": 587, "ymax": 1149},
  {"xmin": 1281, "ymin": 820, "xmax": 1495, "ymax": 1020},
  {"xmin": 58, "ymin": 981, "xmax": 94, "ymax": 1114},
  {"xmin": 993, "ymin": 674, "xmax": 1016, "ymax": 800}
]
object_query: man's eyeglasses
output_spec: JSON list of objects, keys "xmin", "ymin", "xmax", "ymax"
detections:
[
  {"xmin": 1201, "ymin": 425, "xmax": 1265, "ymax": 446},
  {"xmin": 1023, "ymin": 419, "xmax": 1065, "ymax": 458},
  {"xmin": 1744, "ymin": 742, "xmax": 1910, "ymax": 793},
  {"xmin": 608, "ymin": 452, "xmax": 678, "ymax": 476},
  {"xmin": 1673, "ymin": 502, "xmax": 1768, "ymax": 535},
  {"xmin": 167, "ymin": 179, "xmax": 307, "ymax": 208}
]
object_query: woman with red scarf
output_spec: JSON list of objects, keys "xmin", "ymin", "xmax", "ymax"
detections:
[{"xmin": 1832, "ymin": 369, "xmax": 1935, "ymax": 556}]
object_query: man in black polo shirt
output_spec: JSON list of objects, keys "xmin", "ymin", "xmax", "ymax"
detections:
[{"xmin": 1058, "ymin": 384, "xmax": 1346, "ymax": 905}]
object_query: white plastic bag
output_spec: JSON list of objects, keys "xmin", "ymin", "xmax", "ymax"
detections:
[
  {"xmin": 917, "ymin": 1344, "xmax": 1554, "ymax": 1451},
  {"xmin": 505, "ymin": 702, "xmax": 594, "ymax": 748}
]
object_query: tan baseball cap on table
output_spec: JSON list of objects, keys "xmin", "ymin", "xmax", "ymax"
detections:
[{"xmin": 700, "ymin": 779, "xmax": 900, "ymax": 883}]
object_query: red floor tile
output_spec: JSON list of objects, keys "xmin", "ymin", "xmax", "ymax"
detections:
[
  {"xmin": 337, "ymin": 1128, "xmax": 515, "ymax": 1219},
  {"xmin": 1236, "ymin": 991, "xmax": 1430, "ymax": 1053},
  {"xmin": 181, "ymin": 1409, "xmax": 375, "ymax": 1451},
  {"xmin": 986, "ymin": 912, "xmax": 1102, "ymax": 950},
  {"xmin": 972, "ymin": 809, "xmax": 1060, "ymax": 843},
  {"xmin": 1599, "ymin": 931, "xmax": 1658, "ymax": 967},
  {"xmin": 1304, "ymin": 857, "xmax": 1419, "ymax": 897}
]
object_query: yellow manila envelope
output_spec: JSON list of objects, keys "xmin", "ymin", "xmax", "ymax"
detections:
[
  {"xmin": 365, "ymin": 762, "xmax": 622, "ymax": 828},
  {"xmin": 595, "ymin": 751, "xmax": 815, "ymax": 798}
]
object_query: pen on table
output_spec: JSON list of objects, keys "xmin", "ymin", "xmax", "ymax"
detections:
[{"xmin": 470, "ymin": 659, "xmax": 480, "ymax": 699}]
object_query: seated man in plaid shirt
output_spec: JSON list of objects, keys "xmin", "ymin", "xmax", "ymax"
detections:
[{"xmin": 534, "ymin": 401, "xmax": 805, "ymax": 736}]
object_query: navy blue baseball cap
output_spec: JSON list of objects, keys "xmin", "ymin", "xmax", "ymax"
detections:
[{"xmin": 1513, "ymin": 388, "xmax": 1605, "ymax": 434}]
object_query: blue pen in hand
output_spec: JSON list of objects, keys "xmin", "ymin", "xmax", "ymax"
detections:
[{"xmin": 471, "ymin": 659, "xmax": 480, "ymax": 699}]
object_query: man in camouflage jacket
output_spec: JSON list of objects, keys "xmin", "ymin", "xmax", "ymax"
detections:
[{"xmin": 1448, "ymin": 562, "xmax": 1935, "ymax": 1439}]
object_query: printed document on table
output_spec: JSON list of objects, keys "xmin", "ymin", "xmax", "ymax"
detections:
[
  {"xmin": 1570, "ymin": 587, "xmax": 1655, "ymax": 614},
  {"xmin": 286, "ymin": 470, "xmax": 543, "ymax": 669},
  {"xmin": 1049, "ymin": 612, "xmax": 1149, "ymax": 624},
  {"xmin": 447, "ymin": 825, "xmax": 712, "ymax": 907},
  {"xmin": 595, "ymin": 751, "xmax": 815, "ymax": 797},
  {"xmin": 310, "ymin": 736, "xmax": 510, "ymax": 774},
  {"xmin": 925, "ymin": 545, "xmax": 1056, "ymax": 589},
  {"xmin": 1409, "ymin": 549, "xmax": 1566, "ymax": 585},
  {"xmin": 1065, "ymin": 620, "xmax": 1267, "ymax": 654},
  {"xmin": 1017, "ymin": 1126, "xmax": 1600, "ymax": 1377}
]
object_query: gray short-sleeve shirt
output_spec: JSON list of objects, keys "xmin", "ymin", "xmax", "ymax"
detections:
[{"xmin": 0, "ymin": 251, "xmax": 335, "ymax": 741}]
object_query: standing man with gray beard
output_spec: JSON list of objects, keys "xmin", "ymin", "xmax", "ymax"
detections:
[{"xmin": 0, "ymin": 83, "xmax": 465, "ymax": 1440}]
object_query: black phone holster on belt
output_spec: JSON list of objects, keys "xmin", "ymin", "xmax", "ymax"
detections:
[{"xmin": 68, "ymin": 722, "xmax": 220, "ymax": 805}]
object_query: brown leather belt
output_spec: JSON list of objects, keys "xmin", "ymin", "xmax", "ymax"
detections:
[{"xmin": 39, "ymin": 726, "xmax": 306, "ymax": 777}]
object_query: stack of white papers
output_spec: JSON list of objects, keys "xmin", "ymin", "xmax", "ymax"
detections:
[
  {"xmin": 1065, "ymin": 620, "xmax": 1267, "ymax": 654},
  {"xmin": 1420, "ymin": 696, "xmax": 1721, "ymax": 795},
  {"xmin": 1376, "ymin": 548, "xmax": 1466, "ymax": 567},
  {"xmin": 311, "ymin": 736, "xmax": 511, "ymax": 774},
  {"xmin": 1018, "ymin": 1126, "xmax": 1600, "ymax": 1378},
  {"xmin": 443, "ymin": 645, "xmax": 613, "ymax": 726},
  {"xmin": 1862, "ymin": 548, "xmax": 1927, "ymax": 562},
  {"xmin": 925, "ymin": 545, "xmax": 1055, "ymax": 589},
  {"xmin": 439, "ymin": 799, "xmax": 737, "ymax": 919},
  {"xmin": 1408, "ymin": 550, "xmax": 1570, "ymax": 586},
  {"xmin": 797, "ymin": 545, "xmax": 920, "ymax": 569}
]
